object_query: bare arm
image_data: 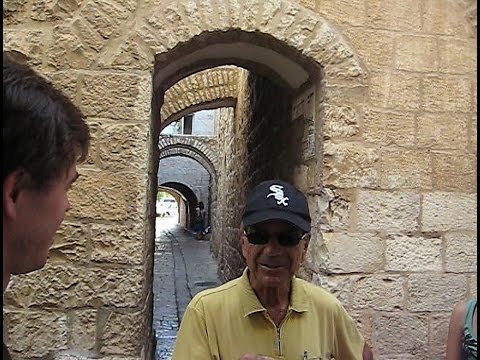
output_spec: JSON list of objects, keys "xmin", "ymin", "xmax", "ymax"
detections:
[
  {"xmin": 446, "ymin": 301, "xmax": 466, "ymax": 360},
  {"xmin": 362, "ymin": 342, "xmax": 373, "ymax": 360}
]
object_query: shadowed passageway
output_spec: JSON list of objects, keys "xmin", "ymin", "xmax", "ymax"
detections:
[{"xmin": 153, "ymin": 217, "xmax": 221, "ymax": 360}]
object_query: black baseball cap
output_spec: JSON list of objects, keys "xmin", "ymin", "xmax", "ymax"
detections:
[{"xmin": 242, "ymin": 180, "xmax": 311, "ymax": 232}]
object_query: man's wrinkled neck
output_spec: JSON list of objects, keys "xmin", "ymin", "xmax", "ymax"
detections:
[{"xmin": 248, "ymin": 270, "xmax": 291, "ymax": 309}]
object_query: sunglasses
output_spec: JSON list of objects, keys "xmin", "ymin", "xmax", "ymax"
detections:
[{"xmin": 244, "ymin": 226, "xmax": 307, "ymax": 247}]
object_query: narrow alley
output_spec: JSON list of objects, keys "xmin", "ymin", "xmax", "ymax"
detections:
[{"xmin": 153, "ymin": 216, "xmax": 221, "ymax": 360}]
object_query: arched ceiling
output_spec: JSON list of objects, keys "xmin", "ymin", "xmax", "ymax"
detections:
[
  {"xmin": 153, "ymin": 29, "xmax": 325, "ymax": 95},
  {"xmin": 155, "ymin": 39, "xmax": 311, "ymax": 91},
  {"xmin": 161, "ymin": 66, "xmax": 242, "ymax": 126},
  {"xmin": 158, "ymin": 135, "xmax": 219, "ymax": 180},
  {"xmin": 159, "ymin": 182, "xmax": 199, "ymax": 222},
  {"xmin": 157, "ymin": 186, "xmax": 186, "ymax": 203}
]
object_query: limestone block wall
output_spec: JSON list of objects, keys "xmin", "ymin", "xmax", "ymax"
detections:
[
  {"xmin": 212, "ymin": 98, "xmax": 247, "ymax": 277},
  {"xmin": 303, "ymin": 2, "xmax": 476, "ymax": 359},
  {"xmin": 3, "ymin": 2, "xmax": 156, "ymax": 359},
  {"xmin": 210, "ymin": 71, "xmax": 251, "ymax": 275},
  {"xmin": 191, "ymin": 110, "xmax": 216, "ymax": 135},
  {"xmin": 3, "ymin": 0, "xmax": 477, "ymax": 359},
  {"xmin": 212, "ymin": 71, "xmax": 251, "ymax": 278}
]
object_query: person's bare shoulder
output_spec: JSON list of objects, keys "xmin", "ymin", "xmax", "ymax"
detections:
[
  {"xmin": 446, "ymin": 300, "xmax": 470, "ymax": 360},
  {"xmin": 451, "ymin": 300, "xmax": 468, "ymax": 321}
]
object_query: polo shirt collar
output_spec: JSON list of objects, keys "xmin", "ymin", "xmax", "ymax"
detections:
[{"xmin": 239, "ymin": 267, "xmax": 310, "ymax": 317}]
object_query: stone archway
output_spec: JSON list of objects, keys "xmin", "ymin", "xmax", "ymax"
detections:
[
  {"xmin": 158, "ymin": 136, "xmax": 219, "ymax": 178},
  {"xmin": 159, "ymin": 182, "xmax": 198, "ymax": 228},
  {"xmin": 158, "ymin": 142, "xmax": 218, "ymax": 230},
  {"xmin": 161, "ymin": 66, "xmax": 243, "ymax": 127},
  {"xmin": 160, "ymin": 182, "xmax": 198, "ymax": 207},
  {"xmin": 134, "ymin": 1, "xmax": 365, "ymax": 89},
  {"xmin": 160, "ymin": 148, "xmax": 216, "ymax": 181},
  {"xmin": 134, "ymin": 4, "xmax": 367, "ymax": 243}
]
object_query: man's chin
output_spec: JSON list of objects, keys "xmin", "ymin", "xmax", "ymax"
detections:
[{"xmin": 258, "ymin": 271, "xmax": 289, "ymax": 286}]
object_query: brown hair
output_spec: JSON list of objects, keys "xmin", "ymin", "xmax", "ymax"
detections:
[{"xmin": 3, "ymin": 52, "xmax": 90, "ymax": 189}]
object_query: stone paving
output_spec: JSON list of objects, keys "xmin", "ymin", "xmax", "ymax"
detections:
[{"xmin": 153, "ymin": 216, "xmax": 221, "ymax": 360}]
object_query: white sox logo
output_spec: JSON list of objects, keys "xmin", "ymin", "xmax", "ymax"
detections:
[{"xmin": 267, "ymin": 185, "xmax": 289, "ymax": 206}]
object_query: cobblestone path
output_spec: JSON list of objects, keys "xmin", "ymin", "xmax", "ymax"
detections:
[{"xmin": 153, "ymin": 217, "xmax": 221, "ymax": 360}]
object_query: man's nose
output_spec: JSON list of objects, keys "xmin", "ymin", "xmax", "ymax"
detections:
[{"xmin": 263, "ymin": 236, "xmax": 283, "ymax": 254}]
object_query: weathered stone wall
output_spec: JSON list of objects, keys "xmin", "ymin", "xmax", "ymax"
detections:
[
  {"xmin": 4, "ymin": 1, "xmax": 156, "ymax": 359},
  {"xmin": 3, "ymin": 0, "xmax": 476, "ymax": 359},
  {"xmin": 305, "ymin": 2, "xmax": 477, "ymax": 359},
  {"xmin": 212, "ymin": 96, "xmax": 248, "ymax": 277},
  {"xmin": 211, "ymin": 70, "xmax": 251, "ymax": 279},
  {"xmin": 245, "ymin": 74, "xmax": 295, "ymax": 183},
  {"xmin": 191, "ymin": 110, "xmax": 216, "ymax": 135}
]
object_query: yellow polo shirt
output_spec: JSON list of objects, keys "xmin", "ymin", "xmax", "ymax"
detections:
[{"xmin": 172, "ymin": 268, "xmax": 364, "ymax": 360}]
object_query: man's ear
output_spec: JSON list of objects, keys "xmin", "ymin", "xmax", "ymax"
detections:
[
  {"xmin": 239, "ymin": 225, "xmax": 247, "ymax": 259},
  {"xmin": 303, "ymin": 233, "xmax": 311, "ymax": 251},
  {"xmin": 3, "ymin": 169, "xmax": 27, "ymax": 219}
]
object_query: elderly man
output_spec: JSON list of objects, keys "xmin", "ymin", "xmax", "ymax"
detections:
[
  {"xmin": 3, "ymin": 53, "xmax": 90, "ymax": 359},
  {"xmin": 173, "ymin": 180, "xmax": 373, "ymax": 359}
]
